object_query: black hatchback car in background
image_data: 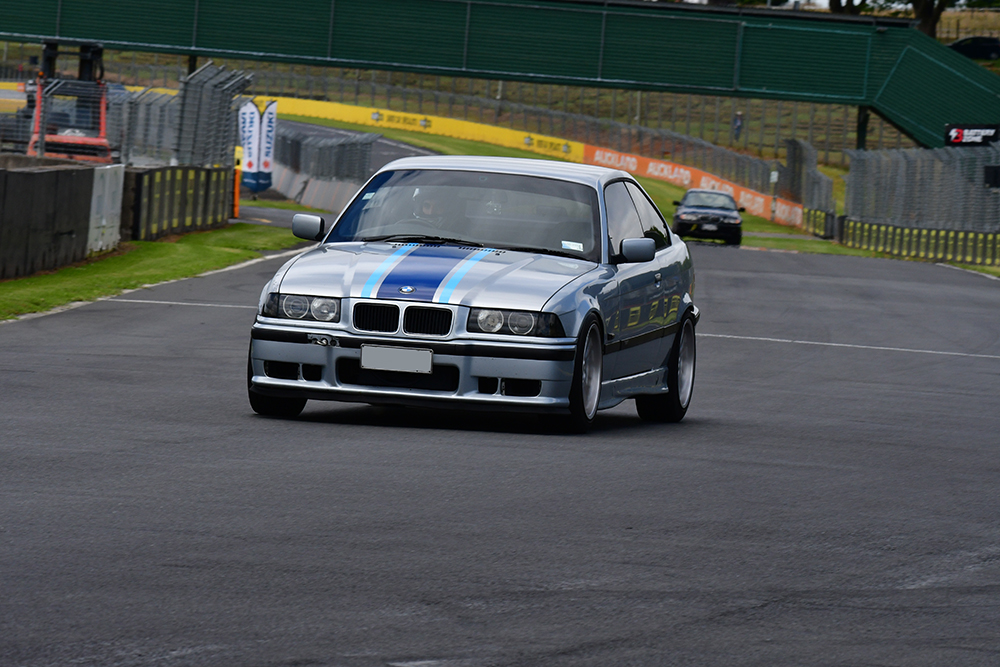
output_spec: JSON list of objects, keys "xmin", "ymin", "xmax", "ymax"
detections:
[
  {"xmin": 671, "ymin": 189, "xmax": 744, "ymax": 246},
  {"xmin": 949, "ymin": 36, "xmax": 1000, "ymax": 60}
]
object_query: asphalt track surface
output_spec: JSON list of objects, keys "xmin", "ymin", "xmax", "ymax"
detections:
[{"xmin": 2, "ymin": 240, "xmax": 999, "ymax": 666}]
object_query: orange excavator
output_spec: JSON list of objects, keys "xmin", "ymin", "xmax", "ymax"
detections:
[{"xmin": 23, "ymin": 42, "xmax": 113, "ymax": 163}]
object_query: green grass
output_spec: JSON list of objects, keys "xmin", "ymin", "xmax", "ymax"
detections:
[
  {"xmin": 738, "ymin": 235, "xmax": 892, "ymax": 257},
  {"xmin": 0, "ymin": 224, "xmax": 300, "ymax": 320},
  {"xmin": 240, "ymin": 198, "xmax": 326, "ymax": 212}
]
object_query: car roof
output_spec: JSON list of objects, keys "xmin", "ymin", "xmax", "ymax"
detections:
[{"xmin": 377, "ymin": 155, "xmax": 630, "ymax": 190}]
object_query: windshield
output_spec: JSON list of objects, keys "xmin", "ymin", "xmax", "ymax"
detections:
[
  {"xmin": 682, "ymin": 191, "xmax": 737, "ymax": 210},
  {"xmin": 325, "ymin": 169, "xmax": 601, "ymax": 262}
]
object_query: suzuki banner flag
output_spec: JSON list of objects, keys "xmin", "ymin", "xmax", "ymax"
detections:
[
  {"xmin": 259, "ymin": 101, "xmax": 277, "ymax": 191},
  {"xmin": 239, "ymin": 101, "xmax": 262, "ymax": 192}
]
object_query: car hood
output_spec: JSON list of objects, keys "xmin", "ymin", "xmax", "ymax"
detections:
[
  {"xmin": 678, "ymin": 206, "xmax": 740, "ymax": 218},
  {"xmin": 278, "ymin": 242, "xmax": 597, "ymax": 311}
]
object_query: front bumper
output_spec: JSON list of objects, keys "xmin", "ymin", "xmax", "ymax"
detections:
[
  {"xmin": 249, "ymin": 323, "xmax": 578, "ymax": 413},
  {"xmin": 674, "ymin": 220, "xmax": 741, "ymax": 240}
]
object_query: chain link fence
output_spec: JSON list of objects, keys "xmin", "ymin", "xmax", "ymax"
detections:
[
  {"xmin": 780, "ymin": 139, "xmax": 836, "ymax": 236},
  {"xmin": 846, "ymin": 146, "xmax": 1000, "ymax": 233},
  {"xmin": 274, "ymin": 124, "xmax": 380, "ymax": 182},
  {"xmin": 0, "ymin": 48, "xmax": 905, "ymax": 164},
  {"xmin": 174, "ymin": 63, "xmax": 252, "ymax": 167},
  {"xmin": 118, "ymin": 63, "xmax": 251, "ymax": 167},
  {"xmin": 236, "ymin": 66, "xmax": 913, "ymax": 164},
  {"xmin": 119, "ymin": 89, "xmax": 178, "ymax": 166}
]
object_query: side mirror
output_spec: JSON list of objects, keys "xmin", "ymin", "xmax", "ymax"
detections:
[
  {"xmin": 738, "ymin": 206, "xmax": 746, "ymax": 212},
  {"xmin": 292, "ymin": 213, "xmax": 326, "ymax": 241},
  {"xmin": 619, "ymin": 237, "xmax": 656, "ymax": 264},
  {"xmin": 672, "ymin": 200, "xmax": 681, "ymax": 206}
]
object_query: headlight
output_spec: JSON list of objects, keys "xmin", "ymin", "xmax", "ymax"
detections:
[
  {"xmin": 476, "ymin": 309, "xmax": 504, "ymax": 333},
  {"xmin": 310, "ymin": 298, "xmax": 340, "ymax": 322},
  {"xmin": 678, "ymin": 213, "xmax": 698, "ymax": 221},
  {"xmin": 262, "ymin": 293, "xmax": 341, "ymax": 323},
  {"xmin": 468, "ymin": 309, "xmax": 565, "ymax": 337},
  {"xmin": 508, "ymin": 312, "xmax": 536, "ymax": 335}
]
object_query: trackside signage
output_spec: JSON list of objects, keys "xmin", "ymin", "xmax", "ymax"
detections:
[
  {"xmin": 582, "ymin": 146, "xmax": 802, "ymax": 227},
  {"xmin": 260, "ymin": 101, "xmax": 277, "ymax": 190},
  {"xmin": 253, "ymin": 94, "xmax": 802, "ymax": 228},
  {"xmin": 239, "ymin": 101, "xmax": 277, "ymax": 192},
  {"xmin": 945, "ymin": 125, "xmax": 1000, "ymax": 146}
]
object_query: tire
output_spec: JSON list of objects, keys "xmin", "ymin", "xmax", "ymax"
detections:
[
  {"xmin": 247, "ymin": 354, "xmax": 307, "ymax": 418},
  {"xmin": 724, "ymin": 231, "xmax": 742, "ymax": 246},
  {"xmin": 566, "ymin": 314, "xmax": 603, "ymax": 433},
  {"xmin": 636, "ymin": 313, "xmax": 696, "ymax": 423}
]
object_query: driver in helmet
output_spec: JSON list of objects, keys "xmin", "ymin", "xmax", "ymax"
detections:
[{"xmin": 412, "ymin": 189, "xmax": 448, "ymax": 227}]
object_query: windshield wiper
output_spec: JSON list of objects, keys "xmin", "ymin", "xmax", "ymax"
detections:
[
  {"xmin": 493, "ymin": 244, "xmax": 583, "ymax": 261},
  {"xmin": 360, "ymin": 234, "xmax": 483, "ymax": 247}
]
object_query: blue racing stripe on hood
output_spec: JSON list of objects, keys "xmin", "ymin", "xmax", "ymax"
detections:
[
  {"xmin": 376, "ymin": 245, "xmax": 477, "ymax": 301},
  {"xmin": 360, "ymin": 244, "xmax": 418, "ymax": 298}
]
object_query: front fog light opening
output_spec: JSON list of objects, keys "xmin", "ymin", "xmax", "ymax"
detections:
[{"xmin": 282, "ymin": 295, "xmax": 310, "ymax": 319}]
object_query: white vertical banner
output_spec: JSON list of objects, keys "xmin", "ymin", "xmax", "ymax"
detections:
[
  {"xmin": 239, "ymin": 101, "xmax": 262, "ymax": 192},
  {"xmin": 259, "ymin": 101, "xmax": 277, "ymax": 191}
]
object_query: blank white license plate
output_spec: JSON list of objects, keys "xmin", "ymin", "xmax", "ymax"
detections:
[
  {"xmin": 700, "ymin": 223, "xmax": 718, "ymax": 231},
  {"xmin": 361, "ymin": 345, "xmax": 433, "ymax": 374}
]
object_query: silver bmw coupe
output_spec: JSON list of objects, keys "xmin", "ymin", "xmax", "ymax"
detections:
[{"xmin": 248, "ymin": 156, "xmax": 698, "ymax": 430}]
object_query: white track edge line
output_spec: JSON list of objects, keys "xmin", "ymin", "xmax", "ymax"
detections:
[
  {"xmin": 1, "ymin": 246, "xmax": 309, "ymax": 326},
  {"xmin": 935, "ymin": 262, "xmax": 1000, "ymax": 281},
  {"xmin": 101, "ymin": 299, "xmax": 256, "ymax": 309},
  {"xmin": 700, "ymin": 333, "xmax": 1000, "ymax": 360}
]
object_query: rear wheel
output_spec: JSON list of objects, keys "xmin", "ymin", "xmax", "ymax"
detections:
[
  {"xmin": 247, "ymin": 354, "xmax": 307, "ymax": 418},
  {"xmin": 636, "ymin": 313, "xmax": 696, "ymax": 423},
  {"xmin": 566, "ymin": 315, "xmax": 603, "ymax": 433}
]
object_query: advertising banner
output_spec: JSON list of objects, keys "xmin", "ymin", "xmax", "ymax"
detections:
[
  {"xmin": 581, "ymin": 145, "xmax": 803, "ymax": 227},
  {"xmin": 251, "ymin": 95, "xmax": 586, "ymax": 163},
  {"xmin": 259, "ymin": 101, "xmax": 278, "ymax": 191},
  {"xmin": 239, "ymin": 101, "xmax": 262, "ymax": 192},
  {"xmin": 248, "ymin": 94, "xmax": 802, "ymax": 228},
  {"xmin": 945, "ymin": 124, "xmax": 999, "ymax": 146}
]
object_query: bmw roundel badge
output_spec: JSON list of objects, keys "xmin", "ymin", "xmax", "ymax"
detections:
[{"xmin": 399, "ymin": 286, "xmax": 415, "ymax": 294}]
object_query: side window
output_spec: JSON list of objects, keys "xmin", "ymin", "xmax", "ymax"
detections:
[
  {"xmin": 604, "ymin": 181, "xmax": 644, "ymax": 256},
  {"xmin": 625, "ymin": 182, "xmax": 670, "ymax": 249}
]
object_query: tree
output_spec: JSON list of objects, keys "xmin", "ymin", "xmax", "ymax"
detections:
[
  {"xmin": 910, "ymin": 0, "xmax": 952, "ymax": 38},
  {"xmin": 829, "ymin": 0, "xmax": 867, "ymax": 15},
  {"xmin": 833, "ymin": 0, "xmax": 955, "ymax": 39}
]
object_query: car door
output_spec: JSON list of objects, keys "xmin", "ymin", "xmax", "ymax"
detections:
[
  {"xmin": 604, "ymin": 181, "xmax": 663, "ymax": 380},
  {"xmin": 625, "ymin": 182, "xmax": 690, "ymax": 366}
]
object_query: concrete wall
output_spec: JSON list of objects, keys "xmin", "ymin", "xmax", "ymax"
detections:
[{"xmin": 270, "ymin": 162, "xmax": 362, "ymax": 215}]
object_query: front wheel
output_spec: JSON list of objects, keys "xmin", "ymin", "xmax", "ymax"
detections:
[
  {"xmin": 566, "ymin": 315, "xmax": 603, "ymax": 433},
  {"xmin": 636, "ymin": 313, "xmax": 696, "ymax": 423}
]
